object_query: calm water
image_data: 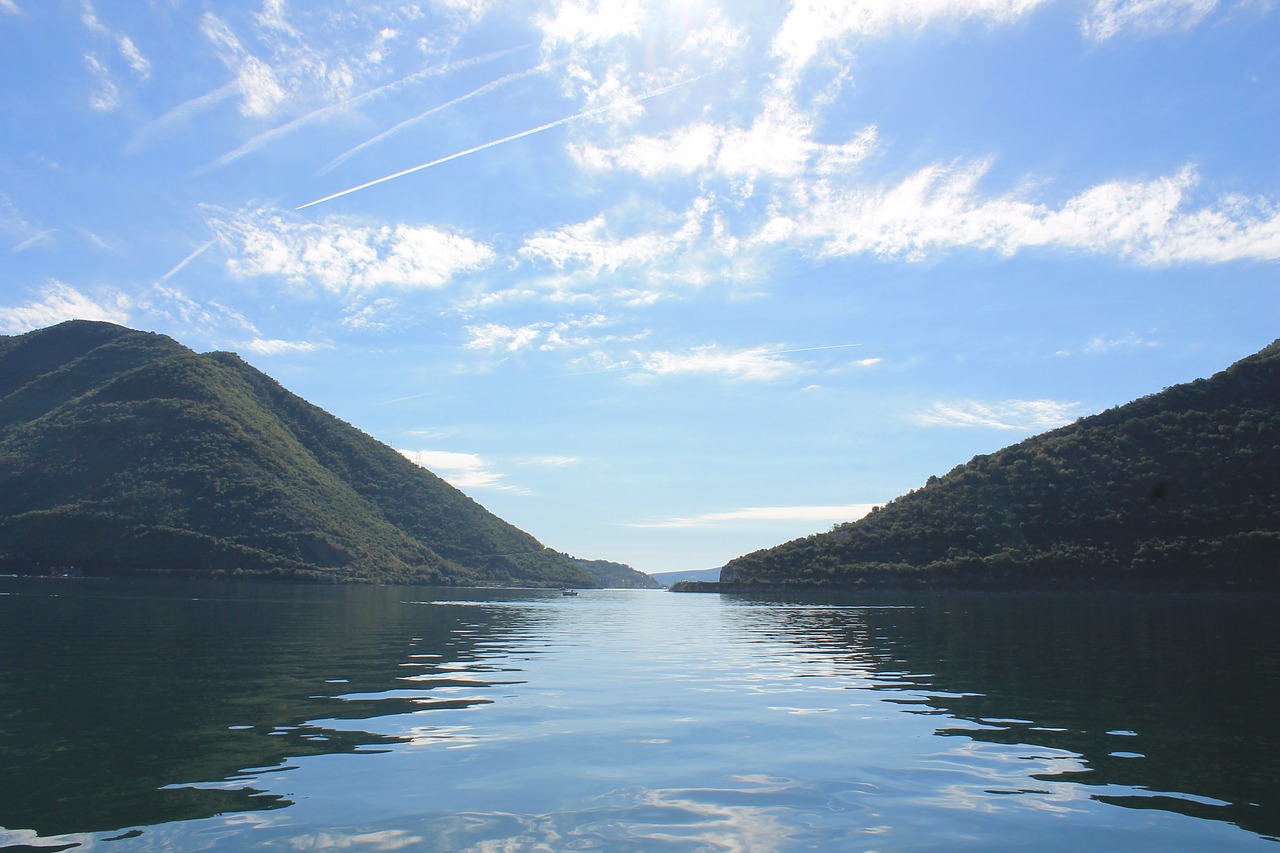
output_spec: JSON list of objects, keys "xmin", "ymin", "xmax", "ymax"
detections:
[{"xmin": 0, "ymin": 578, "xmax": 1276, "ymax": 851}]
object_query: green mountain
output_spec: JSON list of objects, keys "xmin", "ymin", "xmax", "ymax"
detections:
[
  {"xmin": 566, "ymin": 555, "xmax": 662, "ymax": 589},
  {"xmin": 0, "ymin": 321, "xmax": 595, "ymax": 587},
  {"xmin": 719, "ymin": 341, "xmax": 1280, "ymax": 590}
]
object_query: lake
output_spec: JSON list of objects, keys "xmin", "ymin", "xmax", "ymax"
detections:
[{"xmin": 1, "ymin": 578, "xmax": 1276, "ymax": 851}]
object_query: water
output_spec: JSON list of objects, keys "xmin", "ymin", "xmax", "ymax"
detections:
[{"xmin": 0, "ymin": 578, "xmax": 1275, "ymax": 851}]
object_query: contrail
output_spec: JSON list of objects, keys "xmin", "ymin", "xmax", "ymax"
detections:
[
  {"xmin": 154, "ymin": 240, "xmax": 214, "ymax": 286},
  {"xmin": 126, "ymin": 81, "xmax": 238, "ymax": 154},
  {"xmin": 297, "ymin": 73, "xmax": 710, "ymax": 211},
  {"xmin": 195, "ymin": 45, "xmax": 530, "ymax": 174},
  {"xmin": 318, "ymin": 62, "xmax": 557, "ymax": 176},
  {"xmin": 770, "ymin": 343, "xmax": 864, "ymax": 355}
]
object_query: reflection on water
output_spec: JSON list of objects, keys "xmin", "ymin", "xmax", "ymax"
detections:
[
  {"xmin": 0, "ymin": 580, "xmax": 534, "ymax": 839},
  {"xmin": 716, "ymin": 592, "xmax": 1280, "ymax": 842},
  {"xmin": 1, "ymin": 579, "xmax": 1276, "ymax": 851}
]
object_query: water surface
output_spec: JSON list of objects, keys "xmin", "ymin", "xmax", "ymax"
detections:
[{"xmin": 0, "ymin": 578, "xmax": 1275, "ymax": 850}]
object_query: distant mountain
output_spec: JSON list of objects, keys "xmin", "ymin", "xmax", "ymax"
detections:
[
  {"xmin": 717, "ymin": 341, "xmax": 1280, "ymax": 590},
  {"xmin": 566, "ymin": 556, "xmax": 662, "ymax": 589},
  {"xmin": 650, "ymin": 568, "xmax": 720, "ymax": 586},
  {"xmin": 0, "ymin": 321, "xmax": 595, "ymax": 588}
]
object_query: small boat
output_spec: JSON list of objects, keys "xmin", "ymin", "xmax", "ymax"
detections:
[{"xmin": 561, "ymin": 588, "xmax": 579, "ymax": 596}]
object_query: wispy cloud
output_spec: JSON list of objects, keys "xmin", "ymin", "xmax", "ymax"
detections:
[
  {"xmin": 757, "ymin": 161, "xmax": 1280, "ymax": 265},
  {"xmin": 0, "ymin": 1, "xmax": 20, "ymax": 15},
  {"xmin": 629, "ymin": 504, "xmax": 878, "ymax": 529},
  {"xmin": 81, "ymin": 0, "xmax": 151, "ymax": 79},
  {"xmin": 771, "ymin": 0, "xmax": 1053, "ymax": 86},
  {"xmin": 537, "ymin": 0, "xmax": 646, "ymax": 48},
  {"xmin": 200, "ymin": 12, "xmax": 285, "ymax": 118},
  {"xmin": 464, "ymin": 315, "xmax": 646, "ymax": 355},
  {"xmin": 520, "ymin": 455, "xmax": 579, "ymax": 467},
  {"xmin": 638, "ymin": 344, "xmax": 799, "ymax": 381},
  {"xmin": 84, "ymin": 53, "xmax": 119, "ymax": 111},
  {"xmin": 1083, "ymin": 0, "xmax": 1222, "ymax": 40},
  {"xmin": 399, "ymin": 449, "xmax": 529, "ymax": 493},
  {"xmin": 0, "ymin": 282, "xmax": 130, "ymax": 334},
  {"xmin": 134, "ymin": 284, "xmax": 257, "ymax": 339},
  {"xmin": 209, "ymin": 208, "xmax": 495, "ymax": 292},
  {"xmin": 911, "ymin": 398, "xmax": 1083, "ymax": 430},
  {"xmin": 571, "ymin": 100, "xmax": 877, "ymax": 187},
  {"xmin": 241, "ymin": 338, "xmax": 327, "ymax": 356}
]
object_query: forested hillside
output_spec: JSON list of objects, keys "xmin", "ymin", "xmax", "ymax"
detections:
[
  {"xmin": 720, "ymin": 341, "xmax": 1280, "ymax": 590},
  {"xmin": 0, "ymin": 321, "xmax": 594, "ymax": 587}
]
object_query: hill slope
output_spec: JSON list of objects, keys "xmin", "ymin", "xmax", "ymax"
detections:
[
  {"xmin": 566, "ymin": 555, "xmax": 661, "ymax": 589},
  {"xmin": 0, "ymin": 321, "xmax": 594, "ymax": 587},
  {"xmin": 720, "ymin": 341, "xmax": 1280, "ymax": 590}
]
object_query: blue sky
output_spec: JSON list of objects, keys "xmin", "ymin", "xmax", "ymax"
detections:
[{"xmin": 1, "ymin": 0, "xmax": 1276, "ymax": 574}]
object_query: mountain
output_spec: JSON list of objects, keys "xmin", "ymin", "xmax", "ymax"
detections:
[
  {"xmin": 566, "ymin": 555, "xmax": 662, "ymax": 589},
  {"xmin": 0, "ymin": 321, "xmax": 595, "ymax": 588},
  {"xmin": 717, "ymin": 341, "xmax": 1280, "ymax": 591},
  {"xmin": 650, "ymin": 568, "xmax": 721, "ymax": 586}
]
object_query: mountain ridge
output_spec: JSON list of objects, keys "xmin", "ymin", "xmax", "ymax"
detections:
[
  {"xmin": 712, "ymin": 340, "xmax": 1280, "ymax": 591},
  {"xmin": 0, "ymin": 320, "xmax": 594, "ymax": 587}
]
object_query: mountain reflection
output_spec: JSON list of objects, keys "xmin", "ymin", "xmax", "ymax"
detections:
[
  {"xmin": 0, "ymin": 579, "xmax": 530, "ymax": 838},
  {"xmin": 719, "ymin": 591, "xmax": 1280, "ymax": 841}
]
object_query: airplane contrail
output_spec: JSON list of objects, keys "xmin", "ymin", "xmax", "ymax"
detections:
[
  {"xmin": 153, "ymin": 240, "xmax": 214, "ymax": 286},
  {"xmin": 195, "ymin": 45, "xmax": 530, "ymax": 174},
  {"xmin": 318, "ymin": 62, "xmax": 557, "ymax": 176},
  {"xmin": 297, "ymin": 73, "xmax": 711, "ymax": 211},
  {"xmin": 770, "ymin": 343, "xmax": 864, "ymax": 355},
  {"xmin": 126, "ymin": 81, "xmax": 238, "ymax": 155}
]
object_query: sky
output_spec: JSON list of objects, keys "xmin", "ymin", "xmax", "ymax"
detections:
[{"xmin": 0, "ymin": 0, "xmax": 1277, "ymax": 575}]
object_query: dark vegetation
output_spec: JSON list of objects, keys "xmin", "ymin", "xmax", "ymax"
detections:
[
  {"xmin": 565, "ymin": 555, "xmax": 661, "ymax": 588},
  {"xmin": 720, "ymin": 340, "xmax": 1280, "ymax": 590},
  {"xmin": 0, "ymin": 321, "xmax": 595, "ymax": 587}
]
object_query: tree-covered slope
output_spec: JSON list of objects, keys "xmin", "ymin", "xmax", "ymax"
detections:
[
  {"xmin": 721, "ymin": 341, "xmax": 1280, "ymax": 590},
  {"xmin": 565, "ymin": 555, "xmax": 661, "ymax": 588},
  {"xmin": 0, "ymin": 321, "xmax": 594, "ymax": 587}
]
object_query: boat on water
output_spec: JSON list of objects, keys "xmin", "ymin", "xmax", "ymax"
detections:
[{"xmin": 561, "ymin": 588, "xmax": 579, "ymax": 596}]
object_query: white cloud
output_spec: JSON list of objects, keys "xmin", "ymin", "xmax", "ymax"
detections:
[
  {"xmin": 135, "ymin": 284, "xmax": 258, "ymax": 337},
  {"xmin": 772, "ymin": 0, "xmax": 1051, "ymax": 83},
  {"xmin": 464, "ymin": 315, "xmax": 646, "ymax": 354},
  {"xmin": 465, "ymin": 322, "xmax": 545, "ymax": 352},
  {"xmin": 629, "ymin": 504, "xmax": 878, "ymax": 529},
  {"xmin": 1083, "ymin": 0, "xmax": 1220, "ymax": 40},
  {"xmin": 212, "ymin": 209, "xmax": 495, "ymax": 291},
  {"xmin": 84, "ymin": 53, "xmax": 119, "ymax": 111},
  {"xmin": 760, "ymin": 161, "xmax": 1280, "ymax": 264},
  {"xmin": 0, "ymin": 1, "xmax": 20, "ymax": 14},
  {"xmin": 432, "ymin": 0, "xmax": 493, "ymax": 21},
  {"xmin": 399, "ymin": 449, "xmax": 528, "ymax": 493},
  {"xmin": 911, "ymin": 398, "xmax": 1083, "ymax": 430},
  {"xmin": 638, "ymin": 344, "xmax": 797, "ymax": 381},
  {"xmin": 520, "ymin": 209, "xmax": 703, "ymax": 275},
  {"xmin": 521, "ymin": 455, "xmax": 579, "ymax": 467},
  {"xmin": 201, "ymin": 12, "xmax": 286, "ymax": 118},
  {"xmin": 0, "ymin": 282, "xmax": 130, "ymax": 334},
  {"xmin": 1083, "ymin": 333, "xmax": 1160, "ymax": 353},
  {"xmin": 571, "ymin": 105, "xmax": 878, "ymax": 187},
  {"xmin": 538, "ymin": 0, "xmax": 646, "ymax": 48},
  {"xmin": 116, "ymin": 35, "xmax": 151, "ymax": 78},
  {"xmin": 240, "ymin": 338, "xmax": 326, "ymax": 355},
  {"xmin": 81, "ymin": 1, "xmax": 151, "ymax": 79}
]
